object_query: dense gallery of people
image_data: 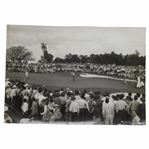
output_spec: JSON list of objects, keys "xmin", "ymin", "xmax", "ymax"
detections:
[
  {"xmin": 4, "ymin": 78, "xmax": 145, "ymax": 124},
  {"xmin": 6, "ymin": 61, "xmax": 145, "ymax": 80}
]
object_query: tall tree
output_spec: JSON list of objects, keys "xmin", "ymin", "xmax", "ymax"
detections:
[
  {"xmin": 71, "ymin": 54, "xmax": 80, "ymax": 63},
  {"xmin": 6, "ymin": 46, "xmax": 34, "ymax": 63},
  {"xmin": 64, "ymin": 53, "xmax": 73, "ymax": 63},
  {"xmin": 79, "ymin": 55, "xmax": 88, "ymax": 63},
  {"xmin": 43, "ymin": 51, "xmax": 54, "ymax": 63},
  {"xmin": 41, "ymin": 43, "xmax": 54, "ymax": 63}
]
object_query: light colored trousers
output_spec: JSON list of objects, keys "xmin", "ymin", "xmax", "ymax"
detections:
[{"xmin": 104, "ymin": 114, "xmax": 114, "ymax": 125}]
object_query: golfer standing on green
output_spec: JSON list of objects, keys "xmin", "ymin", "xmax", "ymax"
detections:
[
  {"xmin": 25, "ymin": 70, "xmax": 29, "ymax": 83},
  {"xmin": 71, "ymin": 72, "xmax": 75, "ymax": 82}
]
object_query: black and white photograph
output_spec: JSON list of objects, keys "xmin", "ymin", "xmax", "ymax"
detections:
[
  {"xmin": 4, "ymin": 25, "xmax": 146, "ymax": 125},
  {"xmin": 1, "ymin": 1, "xmax": 149, "ymax": 149}
]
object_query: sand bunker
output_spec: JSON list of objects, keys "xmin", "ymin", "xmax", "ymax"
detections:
[{"xmin": 80, "ymin": 73, "xmax": 136, "ymax": 82}]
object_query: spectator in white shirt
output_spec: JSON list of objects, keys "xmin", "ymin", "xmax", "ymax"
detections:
[
  {"xmin": 69, "ymin": 95, "xmax": 79, "ymax": 122},
  {"xmin": 77, "ymin": 93, "xmax": 89, "ymax": 121},
  {"xmin": 102, "ymin": 97, "xmax": 114, "ymax": 125},
  {"xmin": 21, "ymin": 99, "xmax": 28, "ymax": 117}
]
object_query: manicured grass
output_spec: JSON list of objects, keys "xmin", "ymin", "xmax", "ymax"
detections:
[{"xmin": 6, "ymin": 71, "xmax": 145, "ymax": 94}]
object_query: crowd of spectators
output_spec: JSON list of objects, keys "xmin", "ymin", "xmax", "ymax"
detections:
[
  {"xmin": 6, "ymin": 61, "xmax": 145, "ymax": 80},
  {"xmin": 4, "ymin": 78, "xmax": 145, "ymax": 124}
]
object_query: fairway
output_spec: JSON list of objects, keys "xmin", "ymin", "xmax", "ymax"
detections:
[{"xmin": 6, "ymin": 71, "xmax": 145, "ymax": 94}]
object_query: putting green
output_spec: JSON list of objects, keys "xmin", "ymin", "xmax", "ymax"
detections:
[{"xmin": 6, "ymin": 71, "xmax": 145, "ymax": 94}]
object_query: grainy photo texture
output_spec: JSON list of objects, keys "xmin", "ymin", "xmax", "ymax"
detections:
[{"xmin": 4, "ymin": 25, "xmax": 145, "ymax": 125}]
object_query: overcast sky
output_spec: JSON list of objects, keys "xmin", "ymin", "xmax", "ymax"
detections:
[{"xmin": 7, "ymin": 25, "xmax": 146, "ymax": 62}]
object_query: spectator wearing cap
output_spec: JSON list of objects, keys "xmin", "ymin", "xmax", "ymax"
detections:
[
  {"xmin": 102, "ymin": 97, "xmax": 114, "ymax": 125},
  {"xmin": 115, "ymin": 94, "xmax": 128, "ymax": 124},
  {"xmin": 69, "ymin": 95, "xmax": 79, "ymax": 122},
  {"xmin": 137, "ymin": 94, "xmax": 145, "ymax": 122}
]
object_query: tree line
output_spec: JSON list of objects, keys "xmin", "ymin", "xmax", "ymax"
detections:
[
  {"xmin": 53, "ymin": 50, "xmax": 145, "ymax": 66},
  {"xmin": 6, "ymin": 46, "xmax": 145, "ymax": 66}
]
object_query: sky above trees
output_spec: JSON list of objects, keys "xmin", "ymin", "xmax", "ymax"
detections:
[{"xmin": 7, "ymin": 25, "xmax": 146, "ymax": 62}]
